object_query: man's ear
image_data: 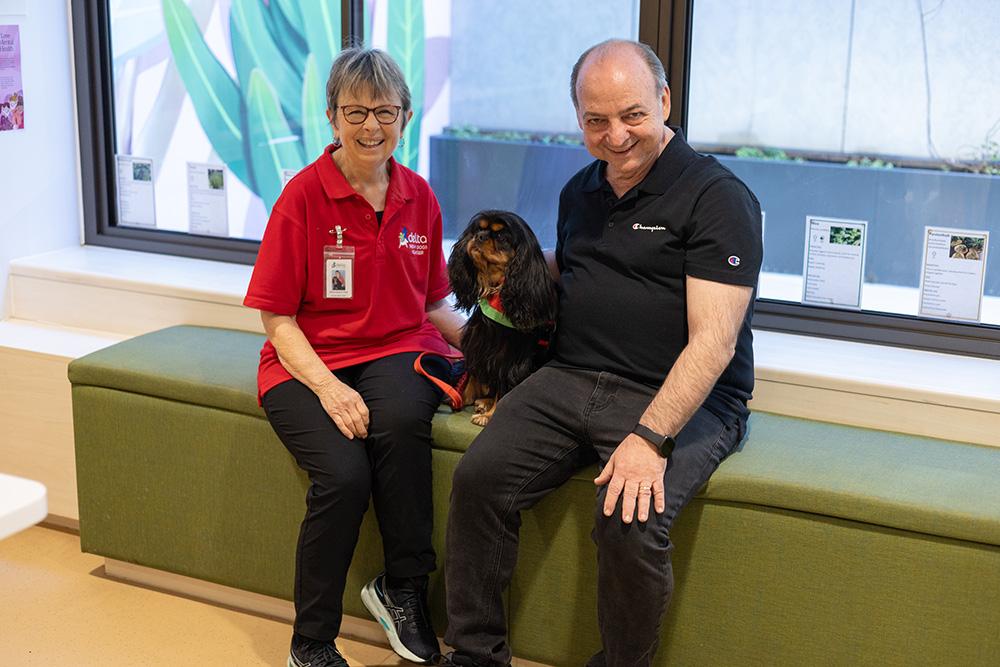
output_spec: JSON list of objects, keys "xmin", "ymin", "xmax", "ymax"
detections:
[{"xmin": 661, "ymin": 85, "xmax": 671, "ymax": 122}]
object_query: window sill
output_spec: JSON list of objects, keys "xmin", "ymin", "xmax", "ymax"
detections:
[{"xmin": 6, "ymin": 245, "xmax": 999, "ymax": 446}]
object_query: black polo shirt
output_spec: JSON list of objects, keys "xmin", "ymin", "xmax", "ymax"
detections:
[{"xmin": 552, "ymin": 130, "xmax": 762, "ymax": 421}]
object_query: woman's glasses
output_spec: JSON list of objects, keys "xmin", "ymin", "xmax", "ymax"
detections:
[{"xmin": 339, "ymin": 105, "xmax": 402, "ymax": 125}]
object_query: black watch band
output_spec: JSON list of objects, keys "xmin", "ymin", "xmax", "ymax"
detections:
[{"xmin": 631, "ymin": 423, "xmax": 676, "ymax": 459}]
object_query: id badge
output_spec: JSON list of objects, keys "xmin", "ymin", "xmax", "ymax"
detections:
[{"xmin": 324, "ymin": 244, "xmax": 355, "ymax": 299}]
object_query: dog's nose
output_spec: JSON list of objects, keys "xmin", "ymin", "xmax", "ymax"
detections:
[{"xmin": 474, "ymin": 230, "xmax": 490, "ymax": 243}]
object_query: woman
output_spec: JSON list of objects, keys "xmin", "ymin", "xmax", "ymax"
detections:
[{"xmin": 244, "ymin": 48, "xmax": 463, "ymax": 667}]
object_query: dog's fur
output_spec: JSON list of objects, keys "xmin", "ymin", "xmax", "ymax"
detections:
[{"xmin": 448, "ymin": 210, "xmax": 557, "ymax": 426}]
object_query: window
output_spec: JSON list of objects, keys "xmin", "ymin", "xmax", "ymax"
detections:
[
  {"xmin": 687, "ymin": 0, "xmax": 1000, "ymax": 355},
  {"xmin": 75, "ymin": 0, "xmax": 352, "ymax": 262},
  {"xmin": 74, "ymin": 0, "xmax": 999, "ymax": 355},
  {"xmin": 369, "ymin": 0, "xmax": 641, "ymax": 248},
  {"xmin": 75, "ymin": 0, "xmax": 644, "ymax": 262}
]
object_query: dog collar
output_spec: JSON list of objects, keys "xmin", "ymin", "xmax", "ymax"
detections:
[{"xmin": 478, "ymin": 294, "xmax": 515, "ymax": 329}]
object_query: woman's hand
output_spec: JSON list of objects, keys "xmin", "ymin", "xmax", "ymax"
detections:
[{"xmin": 315, "ymin": 376, "xmax": 370, "ymax": 440}]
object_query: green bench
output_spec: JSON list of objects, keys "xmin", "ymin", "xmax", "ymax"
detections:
[{"xmin": 69, "ymin": 325, "xmax": 1000, "ymax": 666}]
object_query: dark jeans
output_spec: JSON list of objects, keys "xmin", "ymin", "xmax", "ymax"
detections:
[
  {"xmin": 262, "ymin": 352, "xmax": 447, "ymax": 641},
  {"xmin": 445, "ymin": 365, "xmax": 746, "ymax": 666}
]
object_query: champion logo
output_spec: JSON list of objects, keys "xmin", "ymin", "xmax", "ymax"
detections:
[
  {"xmin": 728, "ymin": 255, "xmax": 741, "ymax": 267},
  {"xmin": 399, "ymin": 227, "xmax": 429, "ymax": 255},
  {"xmin": 632, "ymin": 223, "xmax": 667, "ymax": 232}
]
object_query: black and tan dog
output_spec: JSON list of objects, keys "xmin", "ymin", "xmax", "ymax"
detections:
[{"xmin": 448, "ymin": 210, "xmax": 557, "ymax": 426}]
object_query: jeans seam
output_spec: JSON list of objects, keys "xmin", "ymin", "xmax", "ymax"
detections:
[
  {"xmin": 478, "ymin": 438, "xmax": 581, "ymax": 657},
  {"xmin": 583, "ymin": 373, "xmax": 619, "ymax": 445}
]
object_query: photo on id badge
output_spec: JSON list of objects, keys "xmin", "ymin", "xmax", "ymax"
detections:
[{"xmin": 325, "ymin": 257, "xmax": 353, "ymax": 299}]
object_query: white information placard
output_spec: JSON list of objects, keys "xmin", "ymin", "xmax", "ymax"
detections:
[
  {"xmin": 801, "ymin": 216, "xmax": 868, "ymax": 309},
  {"xmin": 115, "ymin": 155, "xmax": 156, "ymax": 228},
  {"xmin": 187, "ymin": 162, "xmax": 229, "ymax": 237},
  {"xmin": 918, "ymin": 227, "xmax": 989, "ymax": 322}
]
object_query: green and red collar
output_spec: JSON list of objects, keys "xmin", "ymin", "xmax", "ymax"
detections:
[{"xmin": 478, "ymin": 292, "xmax": 514, "ymax": 329}]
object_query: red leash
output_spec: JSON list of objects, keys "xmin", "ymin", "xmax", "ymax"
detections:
[{"xmin": 413, "ymin": 351, "xmax": 466, "ymax": 411}]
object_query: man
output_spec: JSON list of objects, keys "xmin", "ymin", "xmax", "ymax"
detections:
[{"xmin": 439, "ymin": 39, "xmax": 762, "ymax": 666}]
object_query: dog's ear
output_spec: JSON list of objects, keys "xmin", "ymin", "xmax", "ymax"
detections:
[
  {"xmin": 500, "ymin": 216, "xmax": 556, "ymax": 331},
  {"xmin": 447, "ymin": 221, "xmax": 481, "ymax": 312}
]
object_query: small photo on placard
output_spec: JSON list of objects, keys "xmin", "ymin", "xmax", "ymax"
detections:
[
  {"xmin": 325, "ymin": 258, "xmax": 353, "ymax": 299},
  {"xmin": 115, "ymin": 155, "xmax": 156, "ymax": 228},
  {"xmin": 187, "ymin": 162, "xmax": 229, "ymax": 237},
  {"xmin": 801, "ymin": 215, "xmax": 868, "ymax": 309},
  {"xmin": 918, "ymin": 227, "xmax": 989, "ymax": 322}
]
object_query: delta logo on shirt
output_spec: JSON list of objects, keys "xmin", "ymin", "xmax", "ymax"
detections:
[{"xmin": 399, "ymin": 227, "xmax": 429, "ymax": 256}]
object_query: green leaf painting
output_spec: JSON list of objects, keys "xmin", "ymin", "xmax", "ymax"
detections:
[
  {"xmin": 300, "ymin": 3, "xmax": 343, "ymax": 82},
  {"xmin": 387, "ymin": 0, "xmax": 424, "ymax": 169},
  {"xmin": 162, "ymin": 0, "xmax": 343, "ymax": 212},
  {"xmin": 230, "ymin": 0, "xmax": 302, "ymax": 123},
  {"xmin": 247, "ymin": 69, "xmax": 306, "ymax": 211},
  {"xmin": 263, "ymin": 0, "xmax": 309, "ymax": 75},
  {"xmin": 162, "ymin": 0, "xmax": 248, "ymax": 186},
  {"xmin": 273, "ymin": 0, "xmax": 305, "ymax": 35},
  {"xmin": 302, "ymin": 54, "xmax": 331, "ymax": 159}
]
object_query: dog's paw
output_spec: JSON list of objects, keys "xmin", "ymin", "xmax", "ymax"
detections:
[
  {"xmin": 474, "ymin": 398, "xmax": 494, "ymax": 414},
  {"xmin": 471, "ymin": 413, "xmax": 491, "ymax": 427}
]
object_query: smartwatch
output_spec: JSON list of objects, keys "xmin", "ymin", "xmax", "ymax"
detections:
[{"xmin": 631, "ymin": 423, "xmax": 676, "ymax": 459}]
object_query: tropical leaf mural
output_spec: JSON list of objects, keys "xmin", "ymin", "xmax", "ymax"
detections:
[
  {"xmin": 161, "ymin": 0, "xmax": 343, "ymax": 211},
  {"xmin": 162, "ymin": 0, "xmax": 248, "ymax": 186},
  {"xmin": 386, "ymin": 0, "xmax": 424, "ymax": 169},
  {"xmin": 158, "ymin": 0, "xmax": 437, "ymax": 210}
]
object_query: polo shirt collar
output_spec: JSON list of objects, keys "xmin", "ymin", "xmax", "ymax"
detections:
[
  {"xmin": 581, "ymin": 127, "xmax": 698, "ymax": 196},
  {"xmin": 316, "ymin": 144, "xmax": 415, "ymax": 204}
]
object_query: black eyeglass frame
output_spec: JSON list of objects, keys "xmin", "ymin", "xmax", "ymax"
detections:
[{"xmin": 337, "ymin": 104, "xmax": 403, "ymax": 125}]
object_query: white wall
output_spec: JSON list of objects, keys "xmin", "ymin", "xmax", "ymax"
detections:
[{"xmin": 0, "ymin": 0, "xmax": 80, "ymax": 318}]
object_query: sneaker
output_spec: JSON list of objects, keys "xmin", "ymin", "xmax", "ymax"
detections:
[
  {"xmin": 288, "ymin": 633, "xmax": 349, "ymax": 667},
  {"xmin": 361, "ymin": 573, "xmax": 440, "ymax": 663}
]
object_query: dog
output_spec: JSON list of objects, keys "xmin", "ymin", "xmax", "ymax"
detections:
[{"xmin": 448, "ymin": 210, "xmax": 557, "ymax": 427}]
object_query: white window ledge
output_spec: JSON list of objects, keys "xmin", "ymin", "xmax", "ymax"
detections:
[{"xmin": 6, "ymin": 245, "xmax": 1000, "ymax": 446}]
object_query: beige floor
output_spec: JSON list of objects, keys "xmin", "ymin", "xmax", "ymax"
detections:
[{"xmin": 0, "ymin": 525, "xmax": 414, "ymax": 666}]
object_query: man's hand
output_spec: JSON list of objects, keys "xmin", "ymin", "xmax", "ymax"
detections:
[
  {"xmin": 594, "ymin": 434, "xmax": 667, "ymax": 523},
  {"xmin": 315, "ymin": 376, "xmax": 369, "ymax": 440}
]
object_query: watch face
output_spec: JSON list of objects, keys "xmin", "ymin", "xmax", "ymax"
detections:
[{"xmin": 660, "ymin": 435, "xmax": 676, "ymax": 457}]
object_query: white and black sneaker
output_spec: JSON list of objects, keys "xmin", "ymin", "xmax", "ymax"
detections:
[
  {"xmin": 288, "ymin": 633, "xmax": 349, "ymax": 667},
  {"xmin": 361, "ymin": 573, "xmax": 440, "ymax": 663}
]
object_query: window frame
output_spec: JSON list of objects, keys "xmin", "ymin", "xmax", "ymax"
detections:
[{"xmin": 72, "ymin": 0, "xmax": 1000, "ymax": 356}]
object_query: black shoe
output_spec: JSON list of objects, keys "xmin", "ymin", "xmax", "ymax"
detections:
[
  {"xmin": 288, "ymin": 633, "xmax": 349, "ymax": 667},
  {"xmin": 361, "ymin": 573, "xmax": 440, "ymax": 663}
]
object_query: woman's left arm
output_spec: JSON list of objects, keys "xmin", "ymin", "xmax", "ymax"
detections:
[{"xmin": 426, "ymin": 298, "xmax": 465, "ymax": 349}]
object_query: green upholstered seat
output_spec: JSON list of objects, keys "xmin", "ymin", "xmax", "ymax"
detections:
[{"xmin": 69, "ymin": 325, "xmax": 1000, "ymax": 666}]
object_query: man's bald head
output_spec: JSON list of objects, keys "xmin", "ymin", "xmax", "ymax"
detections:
[{"xmin": 570, "ymin": 39, "xmax": 668, "ymax": 110}]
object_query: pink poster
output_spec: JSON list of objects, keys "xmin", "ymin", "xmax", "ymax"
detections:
[{"xmin": 0, "ymin": 25, "xmax": 24, "ymax": 132}]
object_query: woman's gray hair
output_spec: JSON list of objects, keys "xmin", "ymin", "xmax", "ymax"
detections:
[
  {"xmin": 325, "ymin": 47, "xmax": 412, "ymax": 113},
  {"xmin": 570, "ymin": 39, "xmax": 667, "ymax": 109}
]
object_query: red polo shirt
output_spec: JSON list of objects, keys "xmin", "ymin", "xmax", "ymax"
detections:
[{"xmin": 244, "ymin": 144, "xmax": 452, "ymax": 400}]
